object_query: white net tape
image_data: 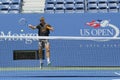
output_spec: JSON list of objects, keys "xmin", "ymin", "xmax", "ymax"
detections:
[{"xmin": 0, "ymin": 36, "xmax": 120, "ymax": 40}]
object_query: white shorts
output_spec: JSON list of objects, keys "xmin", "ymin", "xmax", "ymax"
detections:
[{"xmin": 39, "ymin": 39, "xmax": 49, "ymax": 48}]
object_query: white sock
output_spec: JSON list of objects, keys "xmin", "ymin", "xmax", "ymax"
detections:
[{"xmin": 47, "ymin": 58, "xmax": 50, "ymax": 63}]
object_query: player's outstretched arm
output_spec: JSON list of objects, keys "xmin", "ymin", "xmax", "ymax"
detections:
[
  {"xmin": 46, "ymin": 25, "xmax": 54, "ymax": 31},
  {"xmin": 29, "ymin": 24, "xmax": 36, "ymax": 30}
]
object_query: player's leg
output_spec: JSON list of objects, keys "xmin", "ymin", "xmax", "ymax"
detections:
[
  {"xmin": 45, "ymin": 40, "xmax": 51, "ymax": 65},
  {"xmin": 38, "ymin": 41, "xmax": 43, "ymax": 68}
]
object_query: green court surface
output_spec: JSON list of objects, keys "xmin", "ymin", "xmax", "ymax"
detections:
[
  {"xmin": 0, "ymin": 67, "xmax": 120, "ymax": 71},
  {"xmin": 0, "ymin": 67, "xmax": 120, "ymax": 77}
]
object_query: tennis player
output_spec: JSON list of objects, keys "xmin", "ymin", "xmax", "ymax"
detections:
[{"xmin": 29, "ymin": 17, "xmax": 54, "ymax": 68}]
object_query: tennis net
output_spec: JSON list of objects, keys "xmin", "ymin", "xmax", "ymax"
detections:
[{"xmin": 0, "ymin": 36, "xmax": 120, "ymax": 68}]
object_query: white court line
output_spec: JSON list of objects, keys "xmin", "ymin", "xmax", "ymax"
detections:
[
  {"xmin": 114, "ymin": 72, "xmax": 120, "ymax": 75},
  {"xmin": 111, "ymin": 72, "xmax": 120, "ymax": 80}
]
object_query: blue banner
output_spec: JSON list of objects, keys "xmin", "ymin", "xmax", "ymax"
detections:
[{"xmin": 0, "ymin": 13, "xmax": 120, "ymax": 67}]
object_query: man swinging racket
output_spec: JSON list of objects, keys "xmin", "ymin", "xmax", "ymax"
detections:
[{"xmin": 29, "ymin": 17, "xmax": 54, "ymax": 68}]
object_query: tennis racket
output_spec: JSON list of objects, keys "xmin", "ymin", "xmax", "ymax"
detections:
[
  {"xmin": 19, "ymin": 18, "xmax": 28, "ymax": 26},
  {"xmin": 18, "ymin": 18, "xmax": 29, "ymax": 32}
]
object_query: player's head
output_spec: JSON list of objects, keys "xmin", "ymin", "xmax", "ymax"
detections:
[{"xmin": 40, "ymin": 17, "xmax": 45, "ymax": 23}]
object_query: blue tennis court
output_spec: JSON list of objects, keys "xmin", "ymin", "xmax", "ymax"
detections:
[
  {"xmin": 0, "ymin": 67, "xmax": 120, "ymax": 80},
  {"xmin": 0, "ymin": 67, "xmax": 120, "ymax": 77},
  {"xmin": 1, "ymin": 77, "xmax": 120, "ymax": 80}
]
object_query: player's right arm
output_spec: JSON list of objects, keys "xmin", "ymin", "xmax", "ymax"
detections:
[{"xmin": 29, "ymin": 24, "xmax": 37, "ymax": 30}]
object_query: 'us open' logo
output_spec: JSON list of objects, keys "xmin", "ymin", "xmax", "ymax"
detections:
[{"xmin": 80, "ymin": 20, "xmax": 120, "ymax": 41}]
